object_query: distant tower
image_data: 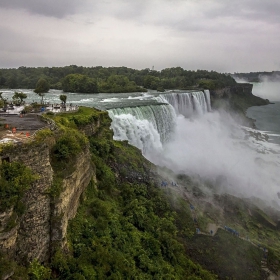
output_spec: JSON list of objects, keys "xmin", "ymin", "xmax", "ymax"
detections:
[{"xmin": 152, "ymin": 66, "xmax": 154, "ymax": 71}]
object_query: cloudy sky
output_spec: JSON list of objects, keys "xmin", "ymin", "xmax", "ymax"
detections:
[{"xmin": 0, "ymin": 0, "xmax": 279, "ymax": 72}]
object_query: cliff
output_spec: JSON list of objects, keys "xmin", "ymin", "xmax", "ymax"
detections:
[
  {"xmin": 210, "ymin": 83, "xmax": 270, "ymax": 126},
  {"xmin": 0, "ymin": 143, "xmax": 53, "ymax": 264},
  {"xmin": 50, "ymin": 144, "xmax": 94, "ymax": 253},
  {"xmin": 0, "ymin": 109, "xmax": 102, "ymax": 265}
]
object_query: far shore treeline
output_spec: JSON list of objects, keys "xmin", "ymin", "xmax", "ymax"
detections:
[{"xmin": 0, "ymin": 65, "xmax": 236, "ymax": 93}]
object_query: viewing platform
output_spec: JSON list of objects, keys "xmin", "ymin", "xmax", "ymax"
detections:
[{"xmin": 0, "ymin": 103, "xmax": 79, "ymax": 144}]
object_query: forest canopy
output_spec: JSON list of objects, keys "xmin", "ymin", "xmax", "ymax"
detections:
[{"xmin": 0, "ymin": 65, "xmax": 236, "ymax": 93}]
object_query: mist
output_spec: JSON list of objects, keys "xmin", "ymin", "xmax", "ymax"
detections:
[
  {"xmin": 148, "ymin": 109, "xmax": 280, "ymax": 206},
  {"xmin": 252, "ymin": 77, "xmax": 280, "ymax": 102}
]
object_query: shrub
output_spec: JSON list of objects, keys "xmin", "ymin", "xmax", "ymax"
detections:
[
  {"xmin": 0, "ymin": 161, "xmax": 38, "ymax": 212},
  {"xmin": 53, "ymin": 130, "xmax": 87, "ymax": 161}
]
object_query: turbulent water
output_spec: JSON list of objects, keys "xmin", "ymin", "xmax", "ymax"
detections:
[
  {"xmin": 105, "ymin": 88, "xmax": 280, "ymax": 206},
  {"xmin": 108, "ymin": 90, "xmax": 210, "ymax": 152},
  {"xmin": 108, "ymin": 104, "xmax": 176, "ymax": 153},
  {"xmin": 2, "ymin": 86, "xmax": 280, "ymax": 207}
]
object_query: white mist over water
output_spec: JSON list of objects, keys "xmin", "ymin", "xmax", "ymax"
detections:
[
  {"xmin": 252, "ymin": 79, "xmax": 280, "ymax": 102},
  {"xmin": 235, "ymin": 76, "xmax": 280, "ymax": 102},
  {"xmin": 150, "ymin": 110, "xmax": 280, "ymax": 203},
  {"xmin": 109, "ymin": 89, "xmax": 280, "ymax": 207}
]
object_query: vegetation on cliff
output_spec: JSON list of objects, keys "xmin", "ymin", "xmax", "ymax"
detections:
[
  {"xmin": 0, "ymin": 161, "xmax": 38, "ymax": 213},
  {"xmin": 42, "ymin": 107, "xmax": 215, "ymax": 279}
]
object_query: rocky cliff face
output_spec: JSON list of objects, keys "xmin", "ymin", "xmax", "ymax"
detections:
[
  {"xmin": 50, "ymin": 144, "xmax": 94, "ymax": 252},
  {"xmin": 210, "ymin": 83, "xmax": 254, "ymax": 99},
  {"xmin": 0, "ymin": 143, "xmax": 53, "ymax": 264},
  {"xmin": 0, "ymin": 130, "xmax": 95, "ymax": 264},
  {"xmin": 210, "ymin": 83, "xmax": 269, "ymax": 126}
]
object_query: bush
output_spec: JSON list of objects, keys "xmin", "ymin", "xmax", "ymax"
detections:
[
  {"xmin": 0, "ymin": 161, "xmax": 38, "ymax": 212},
  {"xmin": 28, "ymin": 259, "xmax": 51, "ymax": 280},
  {"xmin": 53, "ymin": 130, "xmax": 87, "ymax": 161}
]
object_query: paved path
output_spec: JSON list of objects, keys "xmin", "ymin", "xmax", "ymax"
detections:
[{"xmin": 0, "ymin": 113, "xmax": 48, "ymax": 143}]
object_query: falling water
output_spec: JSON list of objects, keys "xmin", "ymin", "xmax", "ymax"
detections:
[
  {"xmin": 159, "ymin": 90, "xmax": 211, "ymax": 117},
  {"xmin": 108, "ymin": 104, "xmax": 176, "ymax": 153},
  {"xmin": 108, "ymin": 90, "xmax": 211, "ymax": 155}
]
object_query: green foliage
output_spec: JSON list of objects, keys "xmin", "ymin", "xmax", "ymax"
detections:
[
  {"xmin": 0, "ymin": 65, "xmax": 236, "ymax": 92},
  {"xmin": 59, "ymin": 94, "xmax": 67, "ymax": 104},
  {"xmin": 0, "ymin": 92, "xmax": 8, "ymax": 108},
  {"xmin": 34, "ymin": 78, "xmax": 50, "ymax": 104},
  {"xmin": 0, "ymin": 161, "xmax": 38, "ymax": 212},
  {"xmin": 12, "ymin": 91, "xmax": 27, "ymax": 105},
  {"xmin": 0, "ymin": 252, "xmax": 17, "ymax": 279},
  {"xmin": 28, "ymin": 259, "xmax": 51, "ymax": 280},
  {"xmin": 98, "ymin": 74, "xmax": 145, "ymax": 93},
  {"xmin": 62, "ymin": 74, "xmax": 98, "ymax": 93},
  {"xmin": 49, "ymin": 117, "xmax": 216, "ymax": 279},
  {"xmin": 33, "ymin": 128, "xmax": 53, "ymax": 142},
  {"xmin": 48, "ymin": 177, "xmax": 63, "ymax": 198},
  {"xmin": 185, "ymin": 229, "xmax": 263, "ymax": 279},
  {"xmin": 52, "ymin": 130, "xmax": 87, "ymax": 161},
  {"xmin": 50, "ymin": 106, "xmax": 105, "ymax": 128},
  {"xmin": 89, "ymin": 138, "xmax": 114, "ymax": 159},
  {"xmin": 198, "ymin": 79, "xmax": 216, "ymax": 90},
  {"xmin": 34, "ymin": 78, "xmax": 50, "ymax": 94}
]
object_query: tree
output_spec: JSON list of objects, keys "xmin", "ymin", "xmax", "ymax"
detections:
[
  {"xmin": 0, "ymin": 92, "xmax": 8, "ymax": 108},
  {"xmin": 59, "ymin": 94, "xmax": 67, "ymax": 105},
  {"xmin": 12, "ymin": 91, "xmax": 27, "ymax": 105},
  {"xmin": 62, "ymin": 74, "xmax": 98, "ymax": 93},
  {"xmin": 34, "ymin": 78, "xmax": 50, "ymax": 104}
]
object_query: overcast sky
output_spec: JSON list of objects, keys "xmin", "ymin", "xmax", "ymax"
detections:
[{"xmin": 0, "ymin": 0, "xmax": 279, "ymax": 72}]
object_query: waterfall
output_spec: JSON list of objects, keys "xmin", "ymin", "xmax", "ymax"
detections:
[
  {"xmin": 204, "ymin": 90, "xmax": 212, "ymax": 112},
  {"xmin": 108, "ymin": 104, "xmax": 176, "ymax": 153},
  {"xmin": 159, "ymin": 90, "xmax": 211, "ymax": 117},
  {"xmin": 108, "ymin": 90, "xmax": 211, "ymax": 155}
]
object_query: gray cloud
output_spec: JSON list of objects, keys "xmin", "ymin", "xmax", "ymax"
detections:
[
  {"xmin": 0, "ymin": 0, "xmax": 279, "ymax": 71},
  {"xmin": 0, "ymin": 0, "xmax": 83, "ymax": 18}
]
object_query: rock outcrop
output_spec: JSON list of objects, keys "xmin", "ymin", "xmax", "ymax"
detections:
[
  {"xmin": 210, "ymin": 83, "xmax": 269, "ymax": 126},
  {"xmin": 0, "ymin": 127, "xmax": 96, "ymax": 264},
  {"xmin": 0, "ymin": 143, "xmax": 53, "ymax": 264},
  {"xmin": 210, "ymin": 83, "xmax": 254, "ymax": 99},
  {"xmin": 50, "ymin": 144, "xmax": 94, "ymax": 252}
]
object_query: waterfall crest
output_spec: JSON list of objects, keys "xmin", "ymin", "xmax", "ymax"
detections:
[
  {"xmin": 108, "ymin": 104, "xmax": 176, "ymax": 153},
  {"xmin": 159, "ymin": 90, "xmax": 211, "ymax": 117},
  {"xmin": 108, "ymin": 90, "xmax": 211, "ymax": 154}
]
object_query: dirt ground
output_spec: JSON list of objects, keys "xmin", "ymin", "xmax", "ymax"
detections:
[{"xmin": 0, "ymin": 113, "xmax": 47, "ymax": 142}]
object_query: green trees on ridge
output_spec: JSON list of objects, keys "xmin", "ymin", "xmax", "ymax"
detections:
[{"xmin": 0, "ymin": 65, "xmax": 236, "ymax": 93}]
